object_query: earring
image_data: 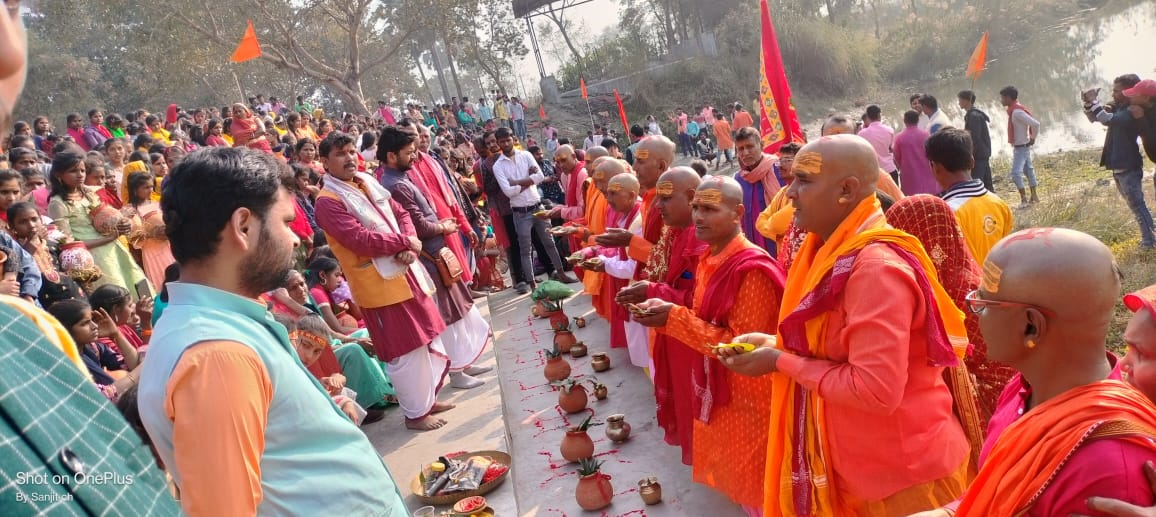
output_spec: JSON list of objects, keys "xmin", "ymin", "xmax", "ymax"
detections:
[{"xmin": 1026, "ymin": 340, "xmax": 1036, "ymax": 349}]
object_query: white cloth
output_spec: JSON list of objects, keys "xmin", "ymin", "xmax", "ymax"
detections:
[
  {"xmin": 440, "ymin": 305, "xmax": 491, "ymax": 371},
  {"xmin": 926, "ymin": 110, "xmax": 951, "ymax": 134},
  {"xmin": 492, "ymin": 150, "xmax": 545, "ymax": 207},
  {"xmin": 625, "ymin": 320, "xmax": 650, "ymax": 370},
  {"xmin": 385, "ymin": 336, "xmax": 449, "ymax": 419},
  {"xmin": 601, "ymin": 206, "xmax": 649, "ymax": 370},
  {"xmin": 321, "ymin": 173, "xmax": 435, "ymax": 295},
  {"xmin": 917, "ymin": 112, "xmax": 931, "ymax": 131}
]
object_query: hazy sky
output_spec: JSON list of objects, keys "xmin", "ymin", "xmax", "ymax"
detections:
[{"xmin": 511, "ymin": 0, "xmax": 619, "ymax": 95}]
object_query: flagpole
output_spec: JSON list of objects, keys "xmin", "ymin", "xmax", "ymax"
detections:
[
  {"xmin": 585, "ymin": 97, "xmax": 595, "ymax": 136},
  {"xmin": 232, "ymin": 70, "xmax": 246, "ymax": 103}
]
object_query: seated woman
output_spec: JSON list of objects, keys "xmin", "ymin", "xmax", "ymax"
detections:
[
  {"xmin": 7, "ymin": 201, "xmax": 83, "ymax": 306},
  {"xmin": 277, "ymin": 313, "xmax": 386, "ymax": 426},
  {"xmin": 270, "ymin": 270, "xmax": 397, "ymax": 411},
  {"xmin": 88, "ymin": 284, "xmax": 152, "ymax": 358},
  {"xmin": 46, "ymin": 298, "xmax": 141, "ymax": 401},
  {"xmin": 304, "ymin": 256, "xmax": 364, "ymax": 335}
]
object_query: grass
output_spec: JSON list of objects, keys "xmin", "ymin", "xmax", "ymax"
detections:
[{"xmin": 997, "ymin": 148, "xmax": 1156, "ymax": 350}]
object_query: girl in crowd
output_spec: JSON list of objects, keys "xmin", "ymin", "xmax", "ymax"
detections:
[
  {"xmin": 289, "ymin": 162, "xmax": 320, "ymax": 234},
  {"xmin": 147, "ymin": 152, "xmax": 167, "ymax": 201},
  {"xmin": 0, "ymin": 168, "xmax": 18, "ymax": 232},
  {"xmin": 33, "ymin": 115, "xmax": 53, "ymax": 150},
  {"xmin": 105, "ymin": 113, "xmax": 126, "ymax": 139},
  {"xmin": 82, "ymin": 155, "xmax": 122, "ymax": 209},
  {"xmin": 288, "ymin": 112, "xmax": 318, "ymax": 142},
  {"xmin": 47, "ymin": 298, "xmax": 141, "ymax": 401},
  {"xmin": 305, "ymin": 256, "xmax": 364, "ymax": 336},
  {"xmin": 89, "ymin": 284, "xmax": 153, "ymax": 358},
  {"xmin": 203, "ymin": 118, "xmax": 228, "ymax": 147},
  {"xmin": 47, "ymin": 151, "xmax": 150, "ymax": 299},
  {"xmin": 358, "ymin": 131, "xmax": 377, "ymax": 162},
  {"xmin": 19, "ymin": 166, "xmax": 49, "ymax": 214},
  {"xmin": 316, "ymin": 119, "xmax": 333, "ymax": 140},
  {"xmin": 103, "ymin": 137, "xmax": 128, "ymax": 187},
  {"xmin": 122, "ymin": 171, "xmax": 175, "ymax": 290},
  {"xmin": 276, "ymin": 314, "xmax": 368, "ymax": 425},
  {"xmin": 295, "ymin": 138, "xmax": 325, "ymax": 176},
  {"xmin": 132, "ymin": 132, "xmax": 154, "ymax": 154},
  {"xmin": 8, "ymin": 201, "xmax": 81, "ymax": 306}
]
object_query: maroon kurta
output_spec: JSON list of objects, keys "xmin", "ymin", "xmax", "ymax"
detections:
[{"xmin": 314, "ymin": 194, "xmax": 446, "ymax": 362}]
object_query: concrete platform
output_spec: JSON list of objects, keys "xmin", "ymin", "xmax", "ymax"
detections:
[{"xmin": 368, "ymin": 286, "xmax": 744, "ymax": 516}]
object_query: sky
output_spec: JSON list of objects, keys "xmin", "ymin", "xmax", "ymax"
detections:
[{"xmin": 510, "ymin": 0, "xmax": 619, "ymax": 96}]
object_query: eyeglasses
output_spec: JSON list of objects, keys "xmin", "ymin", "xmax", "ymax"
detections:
[{"xmin": 965, "ymin": 290, "xmax": 1056, "ymax": 317}]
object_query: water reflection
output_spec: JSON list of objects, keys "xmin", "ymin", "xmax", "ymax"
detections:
[{"xmin": 801, "ymin": 2, "xmax": 1156, "ymax": 157}]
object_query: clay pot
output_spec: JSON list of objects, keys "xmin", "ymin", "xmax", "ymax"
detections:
[
  {"xmin": 544, "ymin": 356, "xmax": 571, "ymax": 383},
  {"xmin": 558, "ymin": 384, "xmax": 588, "ymax": 414},
  {"xmin": 592, "ymin": 384, "xmax": 608, "ymax": 400},
  {"xmin": 576, "ymin": 472, "xmax": 614, "ymax": 511},
  {"xmin": 591, "ymin": 353, "xmax": 611, "ymax": 372},
  {"xmin": 548, "ymin": 310, "xmax": 569, "ymax": 329},
  {"xmin": 560, "ymin": 430, "xmax": 595, "ymax": 462},
  {"xmin": 531, "ymin": 304, "xmax": 543, "ymax": 318},
  {"xmin": 569, "ymin": 341, "xmax": 588, "ymax": 358},
  {"xmin": 533, "ymin": 300, "xmax": 550, "ymax": 318},
  {"xmin": 638, "ymin": 477, "xmax": 662, "ymax": 505},
  {"xmin": 605, "ymin": 414, "xmax": 631, "ymax": 443},
  {"xmin": 554, "ymin": 330, "xmax": 577, "ymax": 353},
  {"xmin": 59, "ymin": 241, "xmax": 96, "ymax": 272},
  {"xmin": 574, "ymin": 316, "xmax": 587, "ymax": 328}
]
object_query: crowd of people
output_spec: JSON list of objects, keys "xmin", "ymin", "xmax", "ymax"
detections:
[{"xmin": 5, "ymin": 1, "xmax": 1156, "ymax": 511}]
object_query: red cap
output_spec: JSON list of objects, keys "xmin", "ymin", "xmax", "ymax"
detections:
[
  {"xmin": 1123, "ymin": 284, "xmax": 1156, "ymax": 316},
  {"xmin": 1123, "ymin": 79, "xmax": 1156, "ymax": 98}
]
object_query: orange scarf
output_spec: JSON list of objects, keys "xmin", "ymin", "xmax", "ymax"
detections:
[
  {"xmin": 766, "ymin": 195, "xmax": 968, "ymax": 516},
  {"xmin": 581, "ymin": 183, "xmax": 609, "ymax": 316},
  {"xmin": 957, "ymin": 380, "xmax": 1156, "ymax": 516}
]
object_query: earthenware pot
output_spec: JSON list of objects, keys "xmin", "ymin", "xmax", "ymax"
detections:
[
  {"xmin": 554, "ymin": 330, "xmax": 577, "ymax": 353},
  {"xmin": 544, "ymin": 356, "xmax": 571, "ymax": 383},
  {"xmin": 558, "ymin": 384, "xmax": 588, "ymax": 414},
  {"xmin": 560, "ymin": 430, "xmax": 595, "ymax": 462},
  {"xmin": 575, "ymin": 472, "xmax": 613, "ymax": 510}
]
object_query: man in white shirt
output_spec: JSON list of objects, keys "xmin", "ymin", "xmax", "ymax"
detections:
[
  {"xmin": 510, "ymin": 97, "xmax": 527, "ymax": 140},
  {"xmin": 910, "ymin": 93, "xmax": 932, "ymax": 131},
  {"xmin": 859, "ymin": 104, "xmax": 897, "ymax": 183},
  {"xmin": 491, "ymin": 127, "xmax": 577, "ymax": 293},
  {"xmin": 919, "ymin": 95, "xmax": 951, "ymax": 134},
  {"xmin": 1000, "ymin": 85, "xmax": 1041, "ymax": 206}
]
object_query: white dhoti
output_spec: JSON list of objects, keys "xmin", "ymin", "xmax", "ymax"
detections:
[
  {"xmin": 384, "ymin": 336, "xmax": 450, "ymax": 419},
  {"xmin": 439, "ymin": 305, "xmax": 492, "ymax": 371},
  {"xmin": 625, "ymin": 319, "xmax": 651, "ymax": 373}
]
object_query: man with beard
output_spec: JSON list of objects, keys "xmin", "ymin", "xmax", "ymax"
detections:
[
  {"xmin": 615, "ymin": 166, "xmax": 706, "ymax": 464},
  {"xmin": 139, "ymin": 147, "xmax": 409, "ymax": 514},
  {"xmin": 633, "ymin": 175, "xmax": 784, "ymax": 513},
  {"xmin": 312, "ymin": 131, "xmax": 455, "ymax": 430},
  {"xmin": 374, "ymin": 129, "xmax": 492, "ymax": 390},
  {"xmin": 733, "ymin": 127, "xmax": 782, "ymax": 255}
]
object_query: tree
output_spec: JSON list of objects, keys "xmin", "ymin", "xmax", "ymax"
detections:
[
  {"xmin": 460, "ymin": 1, "xmax": 530, "ymax": 92},
  {"xmin": 172, "ymin": 0, "xmax": 419, "ymax": 115},
  {"xmin": 542, "ymin": 0, "xmax": 589, "ymax": 71}
]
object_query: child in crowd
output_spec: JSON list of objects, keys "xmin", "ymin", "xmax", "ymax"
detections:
[
  {"xmin": 89, "ymin": 284, "xmax": 153, "ymax": 358},
  {"xmin": 305, "ymin": 256, "xmax": 363, "ymax": 335},
  {"xmin": 7, "ymin": 201, "xmax": 82, "ymax": 306},
  {"xmin": 47, "ymin": 298, "xmax": 141, "ymax": 401},
  {"xmin": 277, "ymin": 313, "xmax": 373, "ymax": 426},
  {"xmin": 18, "ymin": 166, "xmax": 49, "ymax": 214}
]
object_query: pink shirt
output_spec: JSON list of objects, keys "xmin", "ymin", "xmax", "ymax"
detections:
[
  {"xmin": 858, "ymin": 122, "xmax": 896, "ymax": 172},
  {"xmin": 947, "ymin": 356, "xmax": 1156, "ymax": 516},
  {"xmin": 776, "ymin": 243, "xmax": 969, "ymax": 501}
]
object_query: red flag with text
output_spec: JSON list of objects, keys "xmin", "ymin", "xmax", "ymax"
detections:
[
  {"xmin": 231, "ymin": 20, "xmax": 262, "ymax": 63},
  {"xmin": 580, "ymin": 78, "xmax": 588, "ymax": 100},
  {"xmin": 614, "ymin": 89, "xmax": 629, "ymax": 135},
  {"xmin": 757, "ymin": 0, "xmax": 804, "ymax": 153}
]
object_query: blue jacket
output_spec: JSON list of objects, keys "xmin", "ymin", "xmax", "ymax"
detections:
[{"xmin": 1087, "ymin": 101, "xmax": 1145, "ymax": 171}]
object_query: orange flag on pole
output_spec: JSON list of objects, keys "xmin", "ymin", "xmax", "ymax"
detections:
[
  {"xmin": 613, "ymin": 89, "xmax": 629, "ymax": 135},
  {"xmin": 539, "ymin": 104, "xmax": 547, "ymax": 119},
  {"xmin": 966, "ymin": 32, "xmax": 989, "ymax": 81},
  {"xmin": 756, "ymin": 0, "xmax": 804, "ymax": 154},
  {"xmin": 231, "ymin": 20, "xmax": 262, "ymax": 63},
  {"xmin": 580, "ymin": 78, "xmax": 588, "ymax": 100}
]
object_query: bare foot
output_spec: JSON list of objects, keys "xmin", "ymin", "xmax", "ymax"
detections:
[
  {"xmin": 406, "ymin": 416, "xmax": 447, "ymax": 431},
  {"xmin": 430, "ymin": 402, "xmax": 456, "ymax": 414}
]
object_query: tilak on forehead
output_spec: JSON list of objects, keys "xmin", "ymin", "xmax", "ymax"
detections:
[
  {"xmin": 593, "ymin": 169, "xmax": 607, "ymax": 180},
  {"xmin": 635, "ymin": 148, "xmax": 651, "ymax": 160},
  {"xmin": 607, "ymin": 182, "xmax": 624, "ymax": 193},
  {"xmin": 655, "ymin": 181, "xmax": 675, "ymax": 195},
  {"xmin": 981, "ymin": 260, "xmax": 1003, "ymax": 293},
  {"xmin": 693, "ymin": 189, "xmax": 724, "ymax": 205},
  {"xmin": 794, "ymin": 151, "xmax": 822, "ymax": 175}
]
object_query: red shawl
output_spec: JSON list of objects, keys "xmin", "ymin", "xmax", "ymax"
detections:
[
  {"xmin": 636, "ymin": 189, "xmax": 664, "ymax": 281},
  {"xmin": 1006, "ymin": 101, "xmax": 1033, "ymax": 145},
  {"xmin": 410, "ymin": 152, "xmax": 473, "ymax": 283},
  {"xmin": 695, "ymin": 245, "xmax": 785, "ymax": 421}
]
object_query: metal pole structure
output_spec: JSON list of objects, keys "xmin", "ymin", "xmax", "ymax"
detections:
[{"xmin": 525, "ymin": 17, "xmax": 546, "ymax": 79}]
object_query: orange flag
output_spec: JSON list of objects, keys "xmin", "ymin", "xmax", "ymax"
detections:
[
  {"xmin": 613, "ymin": 89, "xmax": 629, "ymax": 134},
  {"xmin": 231, "ymin": 20, "xmax": 262, "ymax": 63},
  {"xmin": 539, "ymin": 104, "xmax": 547, "ymax": 119},
  {"xmin": 580, "ymin": 78, "xmax": 588, "ymax": 100},
  {"xmin": 757, "ymin": 0, "xmax": 804, "ymax": 154},
  {"xmin": 966, "ymin": 32, "xmax": 989, "ymax": 81}
]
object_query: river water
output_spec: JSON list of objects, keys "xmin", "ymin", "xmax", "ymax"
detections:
[{"xmin": 799, "ymin": 1, "xmax": 1156, "ymax": 158}]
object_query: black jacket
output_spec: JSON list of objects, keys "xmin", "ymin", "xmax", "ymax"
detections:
[{"xmin": 963, "ymin": 107, "xmax": 992, "ymax": 160}]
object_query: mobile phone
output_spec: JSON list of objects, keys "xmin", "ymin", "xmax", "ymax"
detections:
[{"xmin": 135, "ymin": 279, "xmax": 151, "ymax": 300}]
